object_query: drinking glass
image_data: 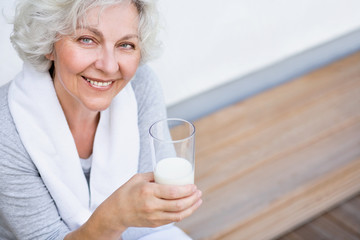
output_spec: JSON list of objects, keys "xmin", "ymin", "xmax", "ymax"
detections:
[{"xmin": 149, "ymin": 118, "xmax": 195, "ymax": 185}]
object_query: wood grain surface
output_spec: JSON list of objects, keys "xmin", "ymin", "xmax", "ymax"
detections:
[
  {"xmin": 175, "ymin": 51, "xmax": 360, "ymax": 240},
  {"xmin": 278, "ymin": 194, "xmax": 360, "ymax": 239}
]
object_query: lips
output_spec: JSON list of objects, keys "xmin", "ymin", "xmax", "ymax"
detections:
[{"xmin": 82, "ymin": 76, "xmax": 113, "ymax": 88}]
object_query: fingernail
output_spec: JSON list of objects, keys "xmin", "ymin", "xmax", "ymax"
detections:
[{"xmin": 197, "ymin": 190, "xmax": 202, "ymax": 197}]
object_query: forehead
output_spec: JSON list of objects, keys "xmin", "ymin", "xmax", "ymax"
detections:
[{"xmin": 77, "ymin": 2, "xmax": 139, "ymax": 30}]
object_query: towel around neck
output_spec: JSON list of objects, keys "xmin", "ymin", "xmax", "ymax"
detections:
[{"xmin": 8, "ymin": 63, "xmax": 140, "ymax": 230}]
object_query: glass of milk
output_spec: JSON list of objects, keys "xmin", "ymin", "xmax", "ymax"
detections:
[{"xmin": 149, "ymin": 118, "xmax": 195, "ymax": 185}]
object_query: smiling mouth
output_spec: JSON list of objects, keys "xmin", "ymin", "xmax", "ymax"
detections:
[{"xmin": 83, "ymin": 76, "xmax": 113, "ymax": 87}]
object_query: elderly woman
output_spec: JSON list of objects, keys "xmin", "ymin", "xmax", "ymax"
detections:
[{"xmin": 0, "ymin": 0, "xmax": 202, "ymax": 239}]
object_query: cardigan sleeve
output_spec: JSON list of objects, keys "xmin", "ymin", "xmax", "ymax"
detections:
[{"xmin": 0, "ymin": 83, "xmax": 70, "ymax": 239}]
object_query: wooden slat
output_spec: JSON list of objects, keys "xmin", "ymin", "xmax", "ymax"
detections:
[
  {"xmin": 220, "ymin": 156, "xmax": 360, "ymax": 240},
  {"xmin": 278, "ymin": 195, "xmax": 360, "ymax": 239},
  {"xmin": 309, "ymin": 216, "xmax": 359, "ymax": 240},
  {"xmin": 175, "ymin": 51, "xmax": 360, "ymax": 239},
  {"xmin": 278, "ymin": 232, "xmax": 304, "ymax": 240},
  {"xmin": 327, "ymin": 196, "xmax": 360, "ymax": 236},
  {"xmin": 286, "ymin": 217, "xmax": 359, "ymax": 240}
]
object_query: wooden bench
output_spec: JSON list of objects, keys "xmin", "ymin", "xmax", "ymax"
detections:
[{"xmin": 175, "ymin": 51, "xmax": 360, "ymax": 240}]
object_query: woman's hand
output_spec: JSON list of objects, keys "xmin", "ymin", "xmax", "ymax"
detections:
[
  {"xmin": 103, "ymin": 172, "xmax": 202, "ymax": 229},
  {"xmin": 67, "ymin": 172, "xmax": 202, "ymax": 240}
]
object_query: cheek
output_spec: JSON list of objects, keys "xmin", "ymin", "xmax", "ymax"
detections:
[
  {"xmin": 55, "ymin": 46, "xmax": 95, "ymax": 74},
  {"xmin": 121, "ymin": 54, "xmax": 141, "ymax": 80}
]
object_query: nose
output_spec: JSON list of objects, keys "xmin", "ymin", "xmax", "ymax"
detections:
[{"xmin": 94, "ymin": 47, "xmax": 119, "ymax": 75}]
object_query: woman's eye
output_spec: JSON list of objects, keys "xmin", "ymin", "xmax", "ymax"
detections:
[
  {"xmin": 119, "ymin": 43, "xmax": 135, "ymax": 49},
  {"xmin": 79, "ymin": 37, "xmax": 94, "ymax": 44}
]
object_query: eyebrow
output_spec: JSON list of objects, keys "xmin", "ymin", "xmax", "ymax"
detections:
[{"xmin": 77, "ymin": 26, "xmax": 139, "ymax": 41}]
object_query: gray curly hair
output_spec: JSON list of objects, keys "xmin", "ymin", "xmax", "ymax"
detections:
[{"xmin": 10, "ymin": 0, "xmax": 161, "ymax": 72}]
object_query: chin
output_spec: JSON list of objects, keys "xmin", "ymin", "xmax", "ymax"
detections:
[{"xmin": 85, "ymin": 101, "xmax": 112, "ymax": 112}]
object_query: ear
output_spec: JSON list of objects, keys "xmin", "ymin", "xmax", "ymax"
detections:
[{"xmin": 45, "ymin": 52, "xmax": 54, "ymax": 61}]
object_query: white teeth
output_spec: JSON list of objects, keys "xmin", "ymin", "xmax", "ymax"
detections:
[{"xmin": 85, "ymin": 78, "xmax": 112, "ymax": 87}]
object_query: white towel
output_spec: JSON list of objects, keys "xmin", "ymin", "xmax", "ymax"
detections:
[{"xmin": 8, "ymin": 63, "xmax": 139, "ymax": 230}]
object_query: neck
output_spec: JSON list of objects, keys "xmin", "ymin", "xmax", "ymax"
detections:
[
  {"xmin": 64, "ymin": 105, "xmax": 100, "ymax": 159},
  {"xmin": 54, "ymin": 80, "xmax": 100, "ymax": 159}
]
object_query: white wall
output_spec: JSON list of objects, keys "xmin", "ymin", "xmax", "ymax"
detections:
[
  {"xmin": 1, "ymin": 0, "xmax": 360, "ymax": 106},
  {"xmin": 0, "ymin": 1, "xmax": 22, "ymax": 86}
]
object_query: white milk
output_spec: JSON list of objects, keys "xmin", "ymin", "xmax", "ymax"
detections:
[{"xmin": 154, "ymin": 157, "xmax": 194, "ymax": 185}]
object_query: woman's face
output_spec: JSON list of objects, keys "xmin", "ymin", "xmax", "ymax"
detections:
[{"xmin": 48, "ymin": 2, "xmax": 141, "ymax": 113}]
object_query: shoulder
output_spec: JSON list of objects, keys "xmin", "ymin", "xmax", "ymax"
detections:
[
  {"xmin": 0, "ymin": 83, "xmax": 19, "ymax": 144},
  {"xmin": 131, "ymin": 64, "xmax": 166, "ymax": 116},
  {"xmin": 133, "ymin": 64, "xmax": 159, "ymax": 84},
  {"xmin": 0, "ymin": 83, "xmax": 10, "ymax": 114},
  {"xmin": 0, "ymin": 83, "xmax": 16, "ymax": 140},
  {"xmin": 131, "ymin": 64, "xmax": 163, "ymax": 99},
  {"xmin": 0, "ymin": 82, "xmax": 34, "ymax": 172}
]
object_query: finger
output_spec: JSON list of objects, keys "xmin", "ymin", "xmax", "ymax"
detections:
[
  {"xmin": 163, "ymin": 198, "xmax": 203, "ymax": 222},
  {"xmin": 154, "ymin": 184, "xmax": 197, "ymax": 200},
  {"xmin": 160, "ymin": 190, "xmax": 202, "ymax": 212}
]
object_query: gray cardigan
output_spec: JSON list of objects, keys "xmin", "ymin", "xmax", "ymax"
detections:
[{"xmin": 0, "ymin": 65, "xmax": 172, "ymax": 239}]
